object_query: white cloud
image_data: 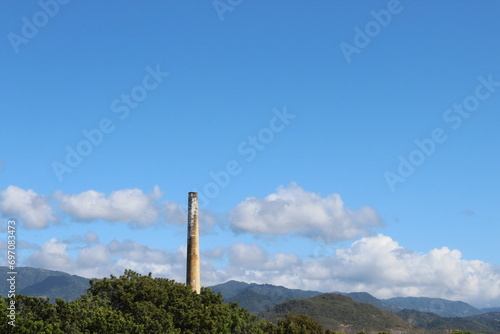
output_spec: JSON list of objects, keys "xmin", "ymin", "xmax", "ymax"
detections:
[
  {"xmin": 23, "ymin": 231, "xmax": 500, "ymax": 308},
  {"xmin": 28, "ymin": 237, "xmax": 187, "ymax": 281},
  {"xmin": 164, "ymin": 200, "xmax": 217, "ymax": 232},
  {"xmin": 203, "ymin": 246, "xmax": 224, "ymax": 259},
  {"xmin": 0, "ymin": 186, "xmax": 57, "ymax": 229},
  {"xmin": 29, "ymin": 238, "xmax": 73, "ymax": 270},
  {"xmin": 329, "ymin": 235, "xmax": 500, "ymax": 307},
  {"xmin": 85, "ymin": 230, "xmax": 99, "ymax": 243},
  {"xmin": 77, "ymin": 244, "xmax": 109, "ymax": 267},
  {"xmin": 56, "ymin": 186, "xmax": 163, "ymax": 227},
  {"xmin": 164, "ymin": 200, "xmax": 186, "ymax": 225},
  {"xmin": 202, "ymin": 236, "xmax": 500, "ymax": 308},
  {"xmin": 229, "ymin": 183, "xmax": 383, "ymax": 242},
  {"xmin": 229, "ymin": 243, "xmax": 269, "ymax": 269}
]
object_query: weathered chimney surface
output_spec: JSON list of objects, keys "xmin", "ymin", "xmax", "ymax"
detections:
[{"xmin": 186, "ymin": 192, "xmax": 200, "ymax": 294}]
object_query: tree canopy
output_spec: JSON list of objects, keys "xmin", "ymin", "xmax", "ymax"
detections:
[
  {"xmin": 0, "ymin": 270, "xmax": 335, "ymax": 334},
  {"xmin": 1, "ymin": 270, "xmax": 488, "ymax": 333},
  {"xmin": 1, "ymin": 270, "xmax": 266, "ymax": 333}
]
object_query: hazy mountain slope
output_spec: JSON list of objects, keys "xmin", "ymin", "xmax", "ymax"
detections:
[
  {"xmin": 397, "ymin": 309, "xmax": 499, "ymax": 334},
  {"xmin": 211, "ymin": 280, "xmax": 488, "ymax": 318},
  {"xmin": 385, "ymin": 296, "xmax": 481, "ymax": 317},
  {"xmin": 227, "ymin": 289, "xmax": 281, "ymax": 313},
  {"xmin": 19, "ymin": 274, "xmax": 89, "ymax": 301},
  {"xmin": 209, "ymin": 280, "xmax": 251, "ymax": 299},
  {"xmin": 210, "ymin": 281, "xmax": 322, "ymax": 313},
  {"xmin": 0, "ymin": 266, "xmax": 89, "ymax": 301},
  {"xmin": 481, "ymin": 307, "xmax": 500, "ymax": 313},
  {"xmin": 260, "ymin": 293, "xmax": 413, "ymax": 333},
  {"xmin": 342, "ymin": 292, "xmax": 403, "ymax": 313},
  {"xmin": 466, "ymin": 312, "xmax": 500, "ymax": 333}
]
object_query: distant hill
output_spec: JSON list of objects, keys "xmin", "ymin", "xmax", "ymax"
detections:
[
  {"xmin": 210, "ymin": 280, "xmax": 322, "ymax": 313},
  {"xmin": 386, "ymin": 296, "xmax": 481, "ymax": 317},
  {"xmin": 481, "ymin": 306, "xmax": 500, "ymax": 313},
  {"xmin": 341, "ymin": 291, "xmax": 402, "ymax": 313},
  {"xmin": 209, "ymin": 280, "xmax": 251, "ymax": 299},
  {"xmin": 0, "ymin": 266, "xmax": 89, "ymax": 301},
  {"xmin": 260, "ymin": 293, "xmax": 413, "ymax": 333},
  {"xmin": 3, "ymin": 266, "xmax": 500, "ymax": 331},
  {"xmin": 398, "ymin": 308, "xmax": 500, "ymax": 334},
  {"xmin": 210, "ymin": 280, "xmax": 495, "ymax": 318},
  {"xmin": 467, "ymin": 312, "xmax": 500, "ymax": 333}
]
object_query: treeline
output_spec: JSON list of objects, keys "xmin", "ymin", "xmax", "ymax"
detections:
[
  {"xmin": 0, "ymin": 270, "xmax": 343, "ymax": 333},
  {"xmin": 0, "ymin": 270, "xmax": 487, "ymax": 333}
]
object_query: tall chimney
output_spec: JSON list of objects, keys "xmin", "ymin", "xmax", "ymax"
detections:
[{"xmin": 186, "ymin": 192, "xmax": 200, "ymax": 293}]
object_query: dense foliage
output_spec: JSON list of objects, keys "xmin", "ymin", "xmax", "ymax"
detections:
[
  {"xmin": 0, "ymin": 270, "xmax": 493, "ymax": 333},
  {"xmin": 260, "ymin": 293, "xmax": 413, "ymax": 333},
  {"xmin": 398, "ymin": 309, "xmax": 497, "ymax": 333},
  {"xmin": 1, "ymin": 270, "xmax": 259, "ymax": 333},
  {"xmin": 0, "ymin": 270, "xmax": 338, "ymax": 334}
]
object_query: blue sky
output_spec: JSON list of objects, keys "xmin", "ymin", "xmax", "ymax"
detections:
[{"xmin": 1, "ymin": 1, "xmax": 499, "ymax": 307}]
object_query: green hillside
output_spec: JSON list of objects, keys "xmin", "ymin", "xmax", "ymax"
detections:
[
  {"xmin": 467, "ymin": 312, "xmax": 500, "ymax": 333},
  {"xmin": 0, "ymin": 270, "xmax": 266, "ymax": 333},
  {"xmin": 228, "ymin": 289, "xmax": 282, "ymax": 313},
  {"xmin": 209, "ymin": 280, "xmax": 251, "ymax": 299},
  {"xmin": 386, "ymin": 296, "xmax": 481, "ymax": 317},
  {"xmin": 398, "ymin": 309, "xmax": 500, "ymax": 334},
  {"xmin": 343, "ymin": 292, "xmax": 402, "ymax": 313},
  {"xmin": 0, "ymin": 266, "xmax": 89, "ymax": 301},
  {"xmin": 211, "ymin": 280, "xmax": 492, "ymax": 318},
  {"xmin": 211, "ymin": 280, "xmax": 322, "ymax": 313},
  {"xmin": 19, "ymin": 274, "xmax": 90, "ymax": 301},
  {"xmin": 260, "ymin": 293, "xmax": 414, "ymax": 333},
  {"xmin": 1, "ymin": 267, "xmax": 497, "ymax": 333}
]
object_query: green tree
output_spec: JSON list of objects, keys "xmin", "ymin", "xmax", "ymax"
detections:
[
  {"xmin": 276, "ymin": 314, "xmax": 324, "ymax": 334},
  {"xmin": 56, "ymin": 295, "xmax": 147, "ymax": 334},
  {"xmin": 2, "ymin": 270, "xmax": 265, "ymax": 333},
  {"xmin": 85, "ymin": 269, "xmax": 260, "ymax": 333},
  {"xmin": 2, "ymin": 295, "xmax": 64, "ymax": 334}
]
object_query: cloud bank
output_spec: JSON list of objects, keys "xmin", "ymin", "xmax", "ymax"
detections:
[
  {"xmin": 1, "ymin": 184, "xmax": 498, "ymax": 307},
  {"xmin": 0, "ymin": 185, "xmax": 57, "ymax": 229},
  {"xmin": 229, "ymin": 183, "xmax": 383, "ymax": 242},
  {"xmin": 0, "ymin": 185, "xmax": 217, "ymax": 230},
  {"xmin": 16, "ymin": 233, "xmax": 500, "ymax": 308},
  {"xmin": 55, "ymin": 186, "xmax": 163, "ymax": 227},
  {"xmin": 225, "ymin": 235, "xmax": 500, "ymax": 307}
]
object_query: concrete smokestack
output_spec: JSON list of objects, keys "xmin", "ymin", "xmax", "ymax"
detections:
[{"xmin": 186, "ymin": 192, "xmax": 200, "ymax": 294}]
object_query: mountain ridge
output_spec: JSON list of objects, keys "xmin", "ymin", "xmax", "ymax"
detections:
[
  {"xmin": 2, "ymin": 267, "xmax": 498, "ymax": 317},
  {"xmin": 210, "ymin": 279, "xmax": 497, "ymax": 317},
  {"xmin": 0, "ymin": 266, "xmax": 89, "ymax": 301},
  {"xmin": 259, "ymin": 293, "xmax": 413, "ymax": 333}
]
